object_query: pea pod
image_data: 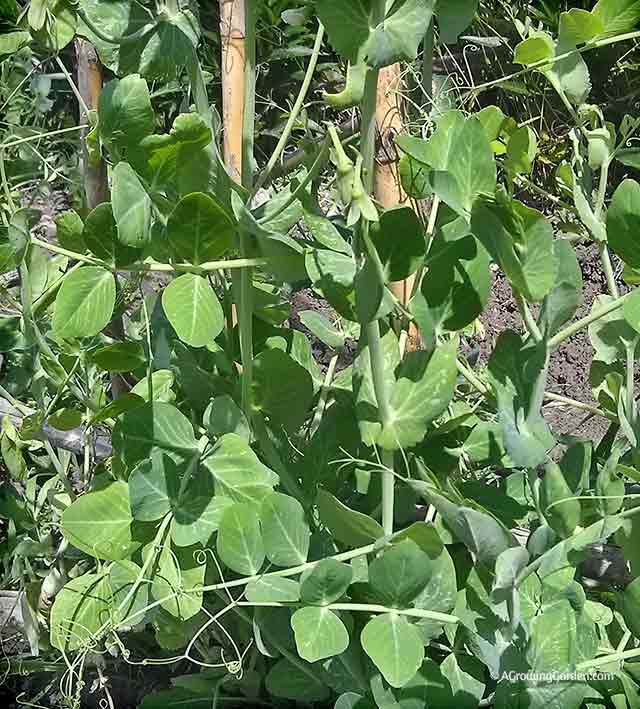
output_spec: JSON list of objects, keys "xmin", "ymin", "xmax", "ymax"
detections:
[{"xmin": 539, "ymin": 462, "xmax": 581, "ymax": 538}]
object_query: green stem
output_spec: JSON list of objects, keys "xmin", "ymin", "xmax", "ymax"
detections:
[
  {"xmin": 31, "ymin": 236, "xmax": 267, "ymax": 273},
  {"xmin": 310, "ymin": 353, "xmax": 339, "ymax": 436},
  {"xmin": 357, "ymin": 0, "xmax": 394, "ymax": 536},
  {"xmin": 253, "ymin": 22, "xmax": 325, "ymax": 194},
  {"xmin": 236, "ymin": 0, "xmax": 257, "ymax": 421},
  {"xmin": 515, "ymin": 292, "xmax": 543, "ymax": 343},
  {"xmin": 472, "ymin": 29, "xmax": 640, "ymax": 95},
  {"xmin": 237, "ymin": 601, "xmax": 458, "ymax": 624},
  {"xmin": 0, "ymin": 125, "xmax": 87, "ymax": 149},
  {"xmin": 549, "ymin": 291, "xmax": 630, "ymax": 348},
  {"xmin": 599, "ymin": 242, "xmax": 619, "ymax": 299},
  {"xmin": 576, "ymin": 646, "xmax": 640, "ymax": 671}
]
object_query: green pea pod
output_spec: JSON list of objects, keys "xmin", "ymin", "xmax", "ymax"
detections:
[
  {"xmin": 622, "ymin": 576, "xmax": 640, "ymax": 638},
  {"xmin": 539, "ymin": 462, "xmax": 581, "ymax": 538},
  {"xmin": 324, "ymin": 60, "xmax": 367, "ymax": 110},
  {"xmin": 328, "ymin": 125, "xmax": 355, "ymax": 205}
]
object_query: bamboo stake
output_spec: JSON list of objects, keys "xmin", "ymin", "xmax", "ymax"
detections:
[
  {"xmin": 74, "ymin": 39, "xmax": 108, "ymax": 208},
  {"xmin": 374, "ymin": 64, "xmax": 420, "ymax": 352},
  {"xmin": 219, "ymin": 0, "xmax": 246, "ymax": 183}
]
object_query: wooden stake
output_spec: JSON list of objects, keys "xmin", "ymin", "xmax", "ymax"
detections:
[
  {"xmin": 374, "ymin": 64, "xmax": 420, "ymax": 351},
  {"xmin": 74, "ymin": 38, "xmax": 108, "ymax": 208},
  {"xmin": 219, "ymin": 0, "xmax": 246, "ymax": 182}
]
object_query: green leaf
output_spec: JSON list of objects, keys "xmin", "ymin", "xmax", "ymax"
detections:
[
  {"xmin": 131, "ymin": 369, "xmax": 176, "ymax": 403},
  {"xmin": 0, "ymin": 31, "xmax": 31, "ymax": 60},
  {"xmin": 91, "ymin": 341, "xmax": 146, "ymax": 372},
  {"xmin": 361, "ymin": 613, "xmax": 424, "ymax": 688},
  {"xmin": 593, "ymin": 0, "xmax": 640, "ymax": 36},
  {"xmin": 316, "ymin": 0, "xmax": 371, "ymax": 63},
  {"xmin": 111, "ymin": 162, "xmax": 151, "ymax": 248},
  {"xmin": 99, "ymin": 74, "xmax": 154, "ymax": 153},
  {"xmin": 589, "ymin": 294, "xmax": 639, "ymax": 363},
  {"xmin": 410, "ymin": 483, "xmax": 517, "ymax": 567},
  {"xmin": 162, "ymin": 273, "xmax": 224, "ymax": 348},
  {"xmin": 171, "ymin": 476, "xmax": 234, "ymax": 548},
  {"xmin": 378, "ymin": 337, "xmax": 458, "ymax": 450},
  {"xmin": 251, "ymin": 348, "xmax": 314, "ymax": 433},
  {"xmin": 291, "ymin": 607, "xmax": 350, "ymax": 662},
  {"xmin": 62, "ymin": 480, "xmax": 139, "ymax": 560},
  {"xmin": 83, "ymin": 202, "xmax": 141, "ymax": 268},
  {"xmin": 298, "ymin": 311, "xmax": 346, "ymax": 350},
  {"xmin": 260, "ymin": 492, "xmax": 310, "ymax": 567},
  {"xmin": 113, "ymin": 401, "xmax": 198, "ymax": 468},
  {"xmin": 55, "ymin": 210, "xmax": 85, "ymax": 252},
  {"xmin": 167, "ymin": 192, "xmax": 235, "ymax": 265},
  {"xmin": 607, "ymin": 179, "xmax": 640, "ymax": 268},
  {"xmin": 559, "ymin": 9, "xmax": 605, "ymax": 44},
  {"xmin": 90, "ymin": 393, "xmax": 145, "ymax": 424},
  {"xmin": 9, "ymin": 208, "xmax": 40, "ymax": 264},
  {"xmin": 300, "ymin": 559, "xmax": 353, "ymax": 605},
  {"xmin": 487, "ymin": 331, "xmax": 554, "ymax": 467},
  {"xmin": 369, "ymin": 540, "xmax": 432, "ymax": 607},
  {"xmin": 217, "ymin": 502, "xmax": 265, "ymax": 575},
  {"xmin": 539, "ymin": 240, "xmax": 583, "ymax": 337},
  {"xmin": 431, "ymin": 116, "xmax": 497, "ymax": 216},
  {"xmin": 266, "ymin": 658, "xmax": 330, "ymax": 702},
  {"xmin": 527, "ymin": 600, "xmax": 578, "ymax": 671},
  {"xmin": 50, "ymin": 561, "xmax": 148, "ymax": 651},
  {"xmin": 437, "ymin": 0, "xmax": 479, "ymax": 44},
  {"xmin": 505, "ymin": 126, "xmax": 537, "ymax": 175},
  {"xmin": 514, "ymin": 33, "xmax": 555, "ymax": 66},
  {"xmin": 203, "ymin": 395, "xmax": 250, "ymax": 441},
  {"xmin": 129, "ymin": 450, "xmax": 184, "ymax": 522},
  {"xmin": 117, "ymin": 7, "xmax": 200, "ymax": 81},
  {"xmin": 316, "ymin": 489, "xmax": 384, "ymax": 547},
  {"xmin": 302, "ymin": 207, "xmax": 352, "ymax": 255},
  {"xmin": 624, "ymin": 288, "xmax": 640, "ymax": 332},
  {"xmin": 202, "ymin": 433, "xmax": 277, "ymax": 506},
  {"xmin": 245, "ymin": 577, "xmax": 300, "ymax": 603},
  {"xmin": 365, "ymin": 0, "xmax": 436, "ymax": 68},
  {"xmin": 48, "ymin": 408, "xmax": 83, "ymax": 431},
  {"xmin": 622, "ymin": 576, "xmax": 640, "ymax": 637},
  {"xmin": 306, "ymin": 248, "xmax": 357, "ymax": 320},
  {"xmin": 148, "ymin": 542, "xmax": 205, "ymax": 620},
  {"xmin": 53, "ymin": 266, "xmax": 115, "ymax": 338},
  {"xmin": 370, "ymin": 205, "xmax": 425, "ymax": 281},
  {"xmin": 411, "ymin": 233, "xmax": 490, "ymax": 342},
  {"xmin": 471, "ymin": 195, "xmax": 556, "ymax": 302}
]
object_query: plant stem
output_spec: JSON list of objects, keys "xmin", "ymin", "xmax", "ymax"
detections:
[
  {"xmin": 576, "ymin": 646, "xmax": 640, "ymax": 671},
  {"xmin": 599, "ymin": 241, "xmax": 620, "ymax": 299},
  {"xmin": 358, "ymin": 0, "xmax": 395, "ymax": 537},
  {"xmin": 515, "ymin": 292, "xmax": 543, "ymax": 343},
  {"xmin": 472, "ymin": 29, "xmax": 640, "ymax": 95},
  {"xmin": 548, "ymin": 292, "xmax": 630, "ymax": 348},
  {"xmin": 310, "ymin": 353, "xmax": 339, "ymax": 436},
  {"xmin": 237, "ymin": 601, "xmax": 458, "ymax": 624},
  {"xmin": 31, "ymin": 236, "xmax": 267, "ymax": 272},
  {"xmin": 0, "ymin": 125, "xmax": 88, "ymax": 149},
  {"xmin": 253, "ymin": 21, "xmax": 325, "ymax": 194}
]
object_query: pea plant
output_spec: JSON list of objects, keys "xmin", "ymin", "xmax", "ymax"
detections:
[{"xmin": 3, "ymin": 1, "xmax": 640, "ymax": 707}]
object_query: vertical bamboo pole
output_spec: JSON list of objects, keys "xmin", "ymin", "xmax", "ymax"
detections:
[
  {"xmin": 74, "ymin": 39, "xmax": 108, "ymax": 208},
  {"xmin": 75, "ymin": 40, "xmax": 127, "ymax": 397},
  {"xmin": 219, "ymin": 0, "xmax": 246, "ymax": 183},
  {"xmin": 375, "ymin": 64, "xmax": 420, "ymax": 352}
]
